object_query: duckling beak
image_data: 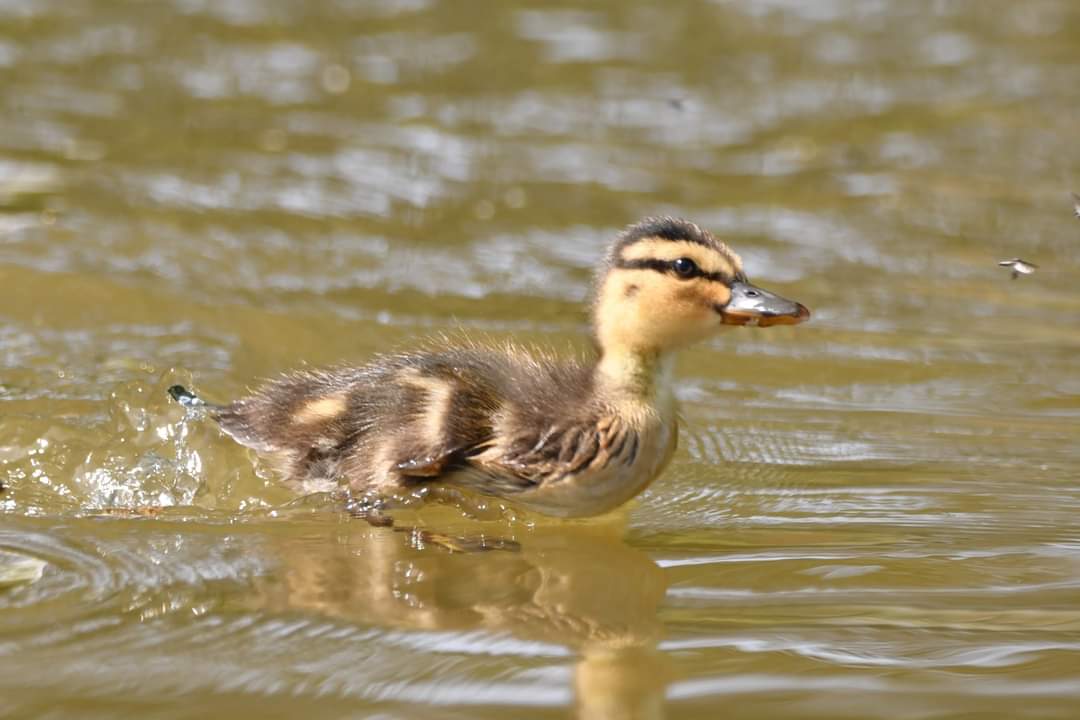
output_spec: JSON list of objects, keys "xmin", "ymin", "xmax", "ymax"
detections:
[{"xmin": 718, "ymin": 281, "xmax": 810, "ymax": 327}]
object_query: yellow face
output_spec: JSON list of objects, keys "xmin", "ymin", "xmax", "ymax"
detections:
[{"xmin": 593, "ymin": 218, "xmax": 809, "ymax": 357}]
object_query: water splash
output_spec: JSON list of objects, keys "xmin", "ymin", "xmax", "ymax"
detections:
[{"xmin": 1, "ymin": 369, "xmax": 290, "ymax": 517}]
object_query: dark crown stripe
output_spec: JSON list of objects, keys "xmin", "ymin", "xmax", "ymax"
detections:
[{"xmin": 619, "ymin": 217, "xmax": 716, "ymax": 249}]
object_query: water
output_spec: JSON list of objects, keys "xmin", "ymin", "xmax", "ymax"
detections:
[{"xmin": 2, "ymin": 1, "xmax": 1080, "ymax": 717}]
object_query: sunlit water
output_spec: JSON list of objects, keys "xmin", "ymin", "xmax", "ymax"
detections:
[{"xmin": 2, "ymin": 1, "xmax": 1080, "ymax": 718}]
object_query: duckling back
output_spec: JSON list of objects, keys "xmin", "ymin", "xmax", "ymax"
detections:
[{"xmin": 203, "ymin": 347, "xmax": 606, "ymax": 500}]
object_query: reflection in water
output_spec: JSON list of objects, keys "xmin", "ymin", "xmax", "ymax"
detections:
[
  {"xmin": 0, "ymin": 514, "xmax": 669, "ymax": 718},
  {"xmin": 254, "ymin": 519, "xmax": 670, "ymax": 719}
]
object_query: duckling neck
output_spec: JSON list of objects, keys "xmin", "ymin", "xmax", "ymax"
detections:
[{"xmin": 594, "ymin": 348, "xmax": 676, "ymax": 406}]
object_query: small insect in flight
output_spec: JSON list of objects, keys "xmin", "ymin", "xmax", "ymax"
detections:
[
  {"xmin": 1071, "ymin": 192, "xmax": 1080, "ymax": 220},
  {"xmin": 998, "ymin": 258, "xmax": 1037, "ymax": 280}
]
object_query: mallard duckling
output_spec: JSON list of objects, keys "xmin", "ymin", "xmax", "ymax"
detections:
[{"xmin": 170, "ymin": 217, "xmax": 809, "ymax": 518}]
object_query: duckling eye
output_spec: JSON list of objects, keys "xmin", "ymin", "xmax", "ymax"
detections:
[{"xmin": 672, "ymin": 257, "xmax": 698, "ymax": 279}]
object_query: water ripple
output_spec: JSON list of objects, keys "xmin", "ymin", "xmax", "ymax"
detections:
[{"xmin": 0, "ymin": 521, "xmax": 271, "ymax": 652}]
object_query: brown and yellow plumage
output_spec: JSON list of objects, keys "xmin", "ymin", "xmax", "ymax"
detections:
[{"xmin": 170, "ymin": 217, "xmax": 809, "ymax": 518}]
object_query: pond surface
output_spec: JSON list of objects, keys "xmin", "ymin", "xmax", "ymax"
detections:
[{"xmin": 3, "ymin": 1, "xmax": 1080, "ymax": 718}]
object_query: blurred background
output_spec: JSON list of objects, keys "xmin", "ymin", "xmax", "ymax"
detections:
[{"xmin": 2, "ymin": 1, "xmax": 1080, "ymax": 718}]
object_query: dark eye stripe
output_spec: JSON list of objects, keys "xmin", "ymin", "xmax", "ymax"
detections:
[{"xmin": 615, "ymin": 257, "xmax": 733, "ymax": 283}]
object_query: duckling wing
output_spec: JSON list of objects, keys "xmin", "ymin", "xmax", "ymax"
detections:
[
  {"xmin": 366, "ymin": 348, "xmax": 597, "ymax": 494},
  {"xmin": 471, "ymin": 424, "xmax": 603, "ymax": 489}
]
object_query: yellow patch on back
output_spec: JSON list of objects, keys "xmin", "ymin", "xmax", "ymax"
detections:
[
  {"xmin": 398, "ymin": 369, "xmax": 455, "ymax": 448},
  {"xmin": 294, "ymin": 394, "xmax": 348, "ymax": 424}
]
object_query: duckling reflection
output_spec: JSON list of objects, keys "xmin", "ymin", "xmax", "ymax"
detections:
[{"xmin": 250, "ymin": 516, "xmax": 670, "ymax": 720}]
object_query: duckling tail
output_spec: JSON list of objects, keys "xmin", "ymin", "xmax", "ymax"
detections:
[{"xmin": 168, "ymin": 384, "xmax": 205, "ymax": 408}]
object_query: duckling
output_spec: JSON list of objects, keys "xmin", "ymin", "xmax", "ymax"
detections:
[{"xmin": 170, "ymin": 217, "xmax": 809, "ymax": 519}]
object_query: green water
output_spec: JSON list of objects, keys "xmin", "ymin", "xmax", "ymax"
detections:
[{"xmin": 2, "ymin": 1, "xmax": 1080, "ymax": 718}]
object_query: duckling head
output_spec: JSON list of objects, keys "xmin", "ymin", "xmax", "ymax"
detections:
[{"xmin": 592, "ymin": 217, "xmax": 809, "ymax": 362}]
